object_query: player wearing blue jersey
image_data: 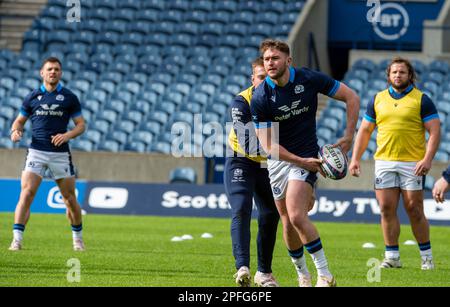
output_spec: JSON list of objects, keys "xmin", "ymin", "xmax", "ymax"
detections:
[
  {"xmin": 8, "ymin": 57, "xmax": 86, "ymax": 252},
  {"xmin": 251, "ymin": 40, "xmax": 360, "ymax": 287},
  {"xmin": 433, "ymin": 165, "xmax": 450, "ymax": 203}
]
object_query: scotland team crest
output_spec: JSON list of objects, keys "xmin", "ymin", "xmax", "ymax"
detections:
[{"xmin": 295, "ymin": 85, "xmax": 304, "ymax": 94}]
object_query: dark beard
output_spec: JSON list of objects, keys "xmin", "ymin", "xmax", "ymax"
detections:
[{"xmin": 391, "ymin": 81, "xmax": 411, "ymax": 92}]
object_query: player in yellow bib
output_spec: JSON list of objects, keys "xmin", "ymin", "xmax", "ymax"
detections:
[{"xmin": 350, "ymin": 57, "xmax": 441, "ymax": 270}]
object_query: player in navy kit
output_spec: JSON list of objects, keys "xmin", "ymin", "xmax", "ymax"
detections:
[
  {"xmin": 251, "ymin": 40, "xmax": 360, "ymax": 287},
  {"xmin": 8, "ymin": 57, "xmax": 86, "ymax": 251},
  {"xmin": 225, "ymin": 58, "xmax": 279, "ymax": 287}
]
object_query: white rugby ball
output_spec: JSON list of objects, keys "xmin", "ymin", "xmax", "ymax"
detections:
[{"xmin": 318, "ymin": 144, "xmax": 348, "ymax": 180}]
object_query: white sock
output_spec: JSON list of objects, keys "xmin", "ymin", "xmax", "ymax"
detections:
[
  {"xmin": 72, "ymin": 231, "xmax": 83, "ymax": 240},
  {"xmin": 309, "ymin": 249, "xmax": 332, "ymax": 278},
  {"xmin": 13, "ymin": 230, "xmax": 23, "ymax": 242},
  {"xmin": 420, "ymin": 248, "xmax": 432, "ymax": 259},
  {"xmin": 385, "ymin": 250, "xmax": 400, "ymax": 259},
  {"xmin": 291, "ymin": 256, "xmax": 310, "ymax": 277}
]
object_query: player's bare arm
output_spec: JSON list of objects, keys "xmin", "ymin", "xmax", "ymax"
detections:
[
  {"xmin": 414, "ymin": 118, "xmax": 440, "ymax": 176},
  {"xmin": 10, "ymin": 115, "xmax": 28, "ymax": 143},
  {"xmin": 255, "ymin": 126, "xmax": 324, "ymax": 175},
  {"xmin": 331, "ymin": 83, "xmax": 360, "ymax": 154},
  {"xmin": 51, "ymin": 116, "xmax": 86, "ymax": 147},
  {"xmin": 349, "ymin": 119, "xmax": 376, "ymax": 177}
]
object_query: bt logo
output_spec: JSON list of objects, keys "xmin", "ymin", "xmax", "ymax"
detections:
[{"xmin": 367, "ymin": 1, "xmax": 409, "ymax": 41}]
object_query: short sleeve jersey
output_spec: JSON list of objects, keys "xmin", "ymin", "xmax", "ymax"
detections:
[
  {"xmin": 251, "ymin": 67, "xmax": 340, "ymax": 158},
  {"xmin": 20, "ymin": 83, "xmax": 82, "ymax": 152}
]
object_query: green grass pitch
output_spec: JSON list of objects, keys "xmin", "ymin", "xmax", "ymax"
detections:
[{"xmin": 0, "ymin": 212, "xmax": 449, "ymax": 287}]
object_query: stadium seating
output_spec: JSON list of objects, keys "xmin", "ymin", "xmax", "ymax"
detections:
[
  {"xmin": 318, "ymin": 57, "xmax": 450, "ymax": 161},
  {"xmin": 169, "ymin": 167, "xmax": 198, "ymax": 184},
  {"xmin": 0, "ymin": 0, "xmax": 313, "ymax": 155}
]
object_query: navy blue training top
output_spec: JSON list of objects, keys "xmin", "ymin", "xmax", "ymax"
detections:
[
  {"xmin": 250, "ymin": 67, "xmax": 340, "ymax": 158},
  {"xmin": 20, "ymin": 83, "xmax": 82, "ymax": 152}
]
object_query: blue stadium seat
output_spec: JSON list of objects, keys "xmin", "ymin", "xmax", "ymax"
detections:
[
  {"xmin": 126, "ymin": 22, "xmax": 152, "ymax": 36},
  {"xmin": 177, "ymin": 73, "xmax": 199, "ymax": 87},
  {"xmin": 112, "ymin": 8, "xmax": 135, "ymax": 22},
  {"xmin": 97, "ymin": 140, "xmax": 120, "ymax": 152},
  {"xmin": 32, "ymin": 16, "xmax": 55, "ymax": 31},
  {"xmin": 153, "ymin": 21, "xmax": 176, "ymax": 35},
  {"xmin": 227, "ymin": 75, "xmax": 247, "ymax": 88},
  {"xmin": 352, "ymin": 58, "xmax": 377, "ymax": 73},
  {"xmin": 215, "ymin": 1, "xmax": 237, "ymax": 12},
  {"xmin": 89, "ymin": 120, "xmax": 110, "ymax": 135},
  {"xmin": 170, "ymin": 112, "xmax": 195, "ymax": 126},
  {"xmin": 210, "ymin": 46, "xmax": 234, "ymax": 59},
  {"xmin": 129, "ymin": 100, "xmax": 151, "ymax": 115},
  {"xmin": 434, "ymin": 151, "xmax": 449, "ymax": 162},
  {"xmin": 191, "ymin": 0, "xmax": 213, "ymax": 12},
  {"xmin": 221, "ymin": 84, "xmax": 241, "ymax": 96},
  {"xmin": 115, "ymin": 120, "xmax": 135, "ymax": 135},
  {"xmin": 104, "ymin": 20, "xmax": 128, "ymax": 34},
  {"xmin": 124, "ymin": 141, "xmax": 147, "ymax": 153},
  {"xmin": 71, "ymin": 139, "xmax": 94, "ymax": 152},
  {"xmin": 147, "ymin": 111, "xmax": 169, "ymax": 126},
  {"xmin": 428, "ymin": 60, "xmax": 449, "ymax": 75},
  {"xmin": 169, "ymin": 167, "xmax": 197, "ymax": 184},
  {"xmin": 184, "ymin": 11, "xmax": 207, "ymax": 24},
  {"xmin": 172, "ymin": 83, "xmax": 191, "ymax": 97},
  {"xmin": 411, "ymin": 59, "xmax": 427, "ymax": 75},
  {"xmin": 191, "ymin": 92, "xmax": 209, "ymax": 106},
  {"xmin": 205, "ymin": 103, "xmax": 228, "ymax": 117},
  {"xmin": 262, "ymin": 1, "xmax": 285, "ymax": 14},
  {"xmin": 160, "ymin": 10, "xmax": 183, "ymax": 23},
  {"xmin": 144, "ymin": 33, "xmax": 170, "ymax": 48},
  {"xmin": 148, "ymin": 73, "xmax": 173, "ymax": 86},
  {"xmin": 105, "ymin": 130, "xmax": 128, "ymax": 146},
  {"xmin": 140, "ymin": 121, "xmax": 161, "ymax": 136},
  {"xmin": 109, "ymin": 62, "xmax": 132, "ymax": 75},
  {"xmin": 83, "ymin": 129, "xmax": 102, "ymax": 145},
  {"xmin": 0, "ymin": 105, "xmax": 16, "ymax": 121},
  {"xmin": 119, "ymin": 0, "xmax": 141, "ymax": 10},
  {"xmin": 238, "ymin": 0, "xmax": 258, "ymax": 13},
  {"xmin": 161, "ymin": 92, "xmax": 184, "ymax": 106},
  {"xmin": 135, "ymin": 91, "xmax": 157, "ymax": 106},
  {"xmin": 96, "ymin": 0, "xmax": 117, "ymax": 10},
  {"xmin": 42, "ymin": 6, "xmax": 65, "ymax": 19},
  {"xmin": 250, "ymin": 23, "xmax": 273, "ymax": 37},
  {"xmin": 136, "ymin": 9, "xmax": 158, "ymax": 22},
  {"xmin": 0, "ymin": 77, "xmax": 15, "ymax": 91},
  {"xmin": 142, "ymin": 0, "xmax": 165, "ymax": 11},
  {"xmin": 273, "ymin": 23, "xmax": 293, "ymax": 38},
  {"xmin": 122, "ymin": 111, "xmax": 144, "ymax": 126},
  {"xmin": 194, "ymin": 83, "xmax": 217, "ymax": 97},
  {"xmin": 99, "ymin": 71, "xmax": 123, "ymax": 85},
  {"xmin": 219, "ymin": 35, "xmax": 242, "ymax": 49},
  {"xmin": 170, "ymin": 34, "xmax": 193, "ymax": 48},
  {"xmin": 195, "ymin": 34, "xmax": 218, "ymax": 48},
  {"xmin": 120, "ymin": 33, "xmax": 144, "ymax": 47},
  {"xmin": 423, "ymin": 71, "xmax": 444, "ymax": 85},
  {"xmin": 232, "ymin": 11, "xmax": 255, "ymax": 25},
  {"xmin": 96, "ymin": 110, "xmax": 118, "ymax": 124},
  {"xmin": 208, "ymin": 63, "xmax": 230, "ymax": 78},
  {"xmin": 285, "ymin": 12, "xmax": 301, "ymax": 25},
  {"xmin": 73, "ymin": 31, "xmax": 96, "ymax": 45},
  {"xmin": 286, "ymin": 1, "xmax": 306, "ymax": 12},
  {"xmin": 202, "ymin": 112, "xmax": 220, "ymax": 123},
  {"xmin": 346, "ymin": 78, "xmax": 364, "ymax": 94},
  {"xmin": 149, "ymin": 141, "xmax": 171, "ymax": 154},
  {"xmin": 0, "ymin": 136, "xmax": 14, "ymax": 149},
  {"xmin": 21, "ymin": 77, "xmax": 40, "ymax": 90},
  {"xmin": 157, "ymin": 131, "xmax": 175, "ymax": 143},
  {"xmin": 129, "ymin": 131, "xmax": 153, "ymax": 146},
  {"xmin": 208, "ymin": 11, "xmax": 231, "ymax": 24},
  {"xmin": 88, "ymin": 7, "xmax": 112, "ymax": 21},
  {"xmin": 202, "ymin": 74, "xmax": 223, "ymax": 88},
  {"xmin": 180, "ymin": 102, "xmax": 202, "ymax": 114},
  {"xmin": 154, "ymin": 101, "xmax": 177, "ymax": 115},
  {"xmin": 188, "ymin": 54, "xmax": 211, "ymax": 69},
  {"xmin": 178, "ymin": 22, "xmax": 200, "ymax": 36},
  {"xmin": 317, "ymin": 128, "xmax": 333, "ymax": 142},
  {"xmin": 201, "ymin": 22, "xmax": 224, "ymax": 36},
  {"xmin": 168, "ymin": 0, "xmax": 190, "ymax": 12}
]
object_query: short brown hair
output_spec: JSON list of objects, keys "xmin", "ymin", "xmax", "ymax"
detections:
[
  {"xmin": 387, "ymin": 57, "xmax": 416, "ymax": 85},
  {"xmin": 41, "ymin": 57, "xmax": 62, "ymax": 70},
  {"xmin": 252, "ymin": 57, "xmax": 264, "ymax": 70},
  {"xmin": 259, "ymin": 39, "xmax": 290, "ymax": 57}
]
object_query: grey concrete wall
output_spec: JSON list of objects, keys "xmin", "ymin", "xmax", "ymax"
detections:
[
  {"xmin": 0, "ymin": 149, "xmax": 205, "ymax": 184},
  {"xmin": 289, "ymin": 0, "xmax": 331, "ymax": 75},
  {"xmin": 423, "ymin": 0, "xmax": 450, "ymax": 56}
]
